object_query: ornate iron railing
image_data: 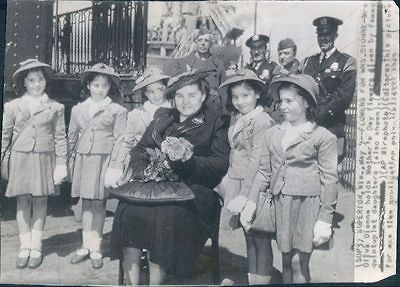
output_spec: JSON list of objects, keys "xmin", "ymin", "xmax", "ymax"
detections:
[{"xmin": 52, "ymin": 2, "xmax": 147, "ymax": 74}]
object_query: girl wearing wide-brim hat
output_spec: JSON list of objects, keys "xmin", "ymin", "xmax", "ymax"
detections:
[
  {"xmin": 105, "ymin": 67, "xmax": 172, "ymax": 195},
  {"xmin": 1, "ymin": 59, "xmax": 68, "ymax": 269},
  {"xmin": 264, "ymin": 74, "xmax": 338, "ymax": 283},
  {"xmin": 216, "ymin": 68, "xmax": 275, "ymax": 285},
  {"xmin": 68, "ymin": 63, "xmax": 127, "ymax": 269}
]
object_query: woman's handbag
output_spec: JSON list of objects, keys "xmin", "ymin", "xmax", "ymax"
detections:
[
  {"xmin": 1, "ymin": 118, "xmax": 33, "ymax": 180},
  {"xmin": 110, "ymin": 180, "xmax": 195, "ymax": 205},
  {"xmin": 249, "ymin": 191, "xmax": 276, "ymax": 234}
]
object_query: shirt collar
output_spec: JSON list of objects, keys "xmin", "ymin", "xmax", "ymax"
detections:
[
  {"xmin": 22, "ymin": 93, "xmax": 49, "ymax": 104},
  {"xmin": 320, "ymin": 47, "xmax": 336, "ymax": 61},
  {"xmin": 83, "ymin": 96, "xmax": 112, "ymax": 107}
]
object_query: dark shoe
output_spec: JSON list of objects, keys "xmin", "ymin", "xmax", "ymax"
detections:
[
  {"xmin": 70, "ymin": 249, "xmax": 90, "ymax": 264},
  {"xmin": 90, "ymin": 252, "xmax": 103, "ymax": 269},
  {"xmin": 16, "ymin": 249, "xmax": 30, "ymax": 269},
  {"xmin": 27, "ymin": 250, "xmax": 43, "ymax": 269}
]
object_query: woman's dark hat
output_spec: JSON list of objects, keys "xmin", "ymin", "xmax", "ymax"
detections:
[
  {"xmin": 313, "ymin": 16, "xmax": 343, "ymax": 34},
  {"xmin": 165, "ymin": 69, "xmax": 210, "ymax": 98},
  {"xmin": 12, "ymin": 59, "xmax": 54, "ymax": 83},
  {"xmin": 80, "ymin": 63, "xmax": 121, "ymax": 88},
  {"xmin": 133, "ymin": 67, "xmax": 169, "ymax": 92},
  {"xmin": 271, "ymin": 74, "xmax": 318, "ymax": 106},
  {"xmin": 219, "ymin": 68, "xmax": 267, "ymax": 92}
]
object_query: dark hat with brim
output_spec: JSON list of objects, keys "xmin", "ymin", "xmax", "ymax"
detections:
[
  {"xmin": 278, "ymin": 38, "xmax": 297, "ymax": 51},
  {"xmin": 270, "ymin": 74, "xmax": 318, "ymax": 106},
  {"xmin": 245, "ymin": 34, "xmax": 270, "ymax": 48},
  {"xmin": 219, "ymin": 68, "xmax": 267, "ymax": 93},
  {"xmin": 12, "ymin": 59, "xmax": 54, "ymax": 83},
  {"xmin": 80, "ymin": 63, "xmax": 121, "ymax": 88},
  {"xmin": 165, "ymin": 69, "xmax": 210, "ymax": 98},
  {"xmin": 133, "ymin": 67, "xmax": 169, "ymax": 93},
  {"xmin": 313, "ymin": 16, "xmax": 343, "ymax": 34}
]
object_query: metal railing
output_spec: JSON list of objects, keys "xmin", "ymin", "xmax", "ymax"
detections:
[
  {"xmin": 339, "ymin": 95, "xmax": 357, "ymax": 191},
  {"xmin": 52, "ymin": 2, "xmax": 146, "ymax": 74}
]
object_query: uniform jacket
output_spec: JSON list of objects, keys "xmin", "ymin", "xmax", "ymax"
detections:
[
  {"xmin": 302, "ymin": 49, "xmax": 357, "ymax": 137},
  {"xmin": 131, "ymin": 106, "xmax": 230, "ymax": 190},
  {"xmin": 68, "ymin": 100, "xmax": 127, "ymax": 167},
  {"xmin": 1, "ymin": 96, "xmax": 67, "ymax": 165},
  {"xmin": 261, "ymin": 123, "xmax": 338, "ymax": 223},
  {"xmin": 226, "ymin": 108, "xmax": 275, "ymax": 203},
  {"xmin": 246, "ymin": 59, "xmax": 278, "ymax": 88}
]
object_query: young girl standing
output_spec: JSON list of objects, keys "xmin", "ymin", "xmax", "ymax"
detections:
[
  {"xmin": 1, "ymin": 59, "xmax": 68, "ymax": 269},
  {"xmin": 105, "ymin": 67, "xmax": 171, "ymax": 189},
  {"xmin": 217, "ymin": 69, "xmax": 275, "ymax": 285},
  {"xmin": 68, "ymin": 63, "xmax": 127, "ymax": 269},
  {"xmin": 265, "ymin": 74, "xmax": 338, "ymax": 283}
]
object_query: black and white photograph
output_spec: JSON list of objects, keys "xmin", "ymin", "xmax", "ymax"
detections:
[{"xmin": 0, "ymin": 0, "xmax": 398, "ymax": 285}]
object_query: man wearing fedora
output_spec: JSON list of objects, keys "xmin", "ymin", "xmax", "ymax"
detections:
[
  {"xmin": 245, "ymin": 34, "xmax": 278, "ymax": 90},
  {"xmin": 302, "ymin": 16, "xmax": 357, "ymax": 162}
]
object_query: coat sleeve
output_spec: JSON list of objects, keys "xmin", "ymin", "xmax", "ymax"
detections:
[
  {"xmin": 316, "ymin": 56, "xmax": 357, "ymax": 121},
  {"xmin": 170, "ymin": 114, "xmax": 230, "ymax": 188},
  {"xmin": 1, "ymin": 102, "xmax": 15, "ymax": 156},
  {"xmin": 52, "ymin": 104, "xmax": 68, "ymax": 166},
  {"xmin": 240, "ymin": 115, "xmax": 274, "ymax": 202},
  {"xmin": 67, "ymin": 105, "xmax": 80, "ymax": 157},
  {"xmin": 109, "ymin": 106, "xmax": 127, "ymax": 168},
  {"xmin": 317, "ymin": 130, "xmax": 339, "ymax": 223},
  {"xmin": 111, "ymin": 110, "xmax": 141, "ymax": 170},
  {"xmin": 248, "ymin": 127, "xmax": 273, "ymax": 204}
]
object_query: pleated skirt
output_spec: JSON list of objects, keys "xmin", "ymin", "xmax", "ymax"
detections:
[
  {"xmin": 70, "ymin": 153, "xmax": 110, "ymax": 200},
  {"xmin": 6, "ymin": 151, "xmax": 59, "ymax": 197},
  {"xmin": 274, "ymin": 193, "xmax": 320, "ymax": 253}
]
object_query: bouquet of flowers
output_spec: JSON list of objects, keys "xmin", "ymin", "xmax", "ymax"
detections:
[{"xmin": 142, "ymin": 137, "xmax": 194, "ymax": 182}]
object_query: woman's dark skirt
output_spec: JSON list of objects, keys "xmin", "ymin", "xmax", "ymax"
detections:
[{"xmin": 110, "ymin": 184, "xmax": 221, "ymax": 277}]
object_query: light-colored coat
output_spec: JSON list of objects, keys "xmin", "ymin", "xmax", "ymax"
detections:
[
  {"xmin": 68, "ymin": 101, "xmax": 127, "ymax": 168},
  {"xmin": 262, "ymin": 123, "xmax": 338, "ymax": 223},
  {"xmin": 223, "ymin": 109, "xmax": 275, "ymax": 203},
  {"xmin": 1, "ymin": 97, "xmax": 67, "ymax": 165}
]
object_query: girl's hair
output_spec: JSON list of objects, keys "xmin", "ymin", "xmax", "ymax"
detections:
[
  {"xmin": 14, "ymin": 67, "xmax": 52, "ymax": 97},
  {"xmin": 140, "ymin": 79, "xmax": 168, "ymax": 101},
  {"xmin": 278, "ymin": 83, "xmax": 317, "ymax": 122},
  {"xmin": 80, "ymin": 72, "xmax": 121, "ymax": 102},
  {"xmin": 226, "ymin": 80, "xmax": 269, "ymax": 113}
]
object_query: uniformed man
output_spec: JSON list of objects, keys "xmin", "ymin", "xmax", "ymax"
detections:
[
  {"xmin": 162, "ymin": 29, "xmax": 227, "ymax": 109},
  {"xmin": 245, "ymin": 34, "xmax": 278, "ymax": 89},
  {"xmin": 302, "ymin": 16, "xmax": 357, "ymax": 162},
  {"xmin": 274, "ymin": 38, "xmax": 302, "ymax": 75}
]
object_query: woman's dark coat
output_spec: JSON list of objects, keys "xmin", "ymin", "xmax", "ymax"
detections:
[{"xmin": 111, "ymin": 106, "xmax": 230, "ymax": 276}]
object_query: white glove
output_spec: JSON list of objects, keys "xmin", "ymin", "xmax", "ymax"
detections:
[
  {"xmin": 313, "ymin": 220, "xmax": 332, "ymax": 246},
  {"xmin": 227, "ymin": 195, "xmax": 248, "ymax": 214},
  {"xmin": 53, "ymin": 165, "xmax": 67, "ymax": 185},
  {"xmin": 104, "ymin": 168, "xmax": 124, "ymax": 189},
  {"xmin": 240, "ymin": 200, "xmax": 257, "ymax": 231}
]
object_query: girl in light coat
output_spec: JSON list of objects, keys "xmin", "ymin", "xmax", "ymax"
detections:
[
  {"xmin": 68, "ymin": 63, "xmax": 127, "ymax": 269},
  {"xmin": 105, "ymin": 67, "xmax": 171, "ymax": 189},
  {"xmin": 217, "ymin": 69, "xmax": 275, "ymax": 285},
  {"xmin": 1, "ymin": 59, "xmax": 68, "ymax": 269},
  {"xmin": 265, "ymin": 74, "xmax": 338, "ymax": 283}
]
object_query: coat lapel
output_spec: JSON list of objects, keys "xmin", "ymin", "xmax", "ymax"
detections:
[
  {"xmin": 15, "ymin": 100, "xmax": 31, "ymax": 121},
  {"xmin": 271, "ymin": 126, "xmax": 285, "ymax": 157}
]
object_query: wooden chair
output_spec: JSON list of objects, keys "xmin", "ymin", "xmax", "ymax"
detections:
[{"xmin": 118, "ymin": 205, "xmax": 222, "ymax": 285}]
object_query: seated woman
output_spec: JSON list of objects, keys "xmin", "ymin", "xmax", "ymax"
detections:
[{"xmin": 110, "ymin": 70, "xmax": 230, "ymax": 285}]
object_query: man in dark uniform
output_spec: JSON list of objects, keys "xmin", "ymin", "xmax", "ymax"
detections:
[
  {"xmin": 245, "ymin": 34, "xmax": 278, "ymax": 90},
  {"xmin": 302, "ymin": 16, "xmax": 357, "ymax": 162}
]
